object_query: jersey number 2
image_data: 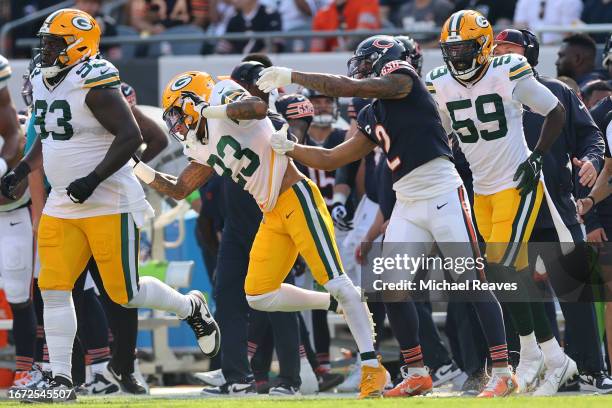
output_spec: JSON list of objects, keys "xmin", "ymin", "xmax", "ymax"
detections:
[
  {"xmin": 206, "ymin": 135, "xmax": 260, "ymax": 187},
  {"xmin": 34, "ymin": 100, "xmax": 74, "ymax": 141},
  {"xmin": 446, "ymin": 93, "xmax": 507, "ymax": 143}
]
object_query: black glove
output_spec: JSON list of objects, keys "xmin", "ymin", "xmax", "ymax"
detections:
[
  {"xmin": 330, "ymin": 202, "xmax": 353, "ymax": 231},
  {"xmin": 66, "ymin": 171, "xmax": 102, "ymax": 204},
  {"xmin": 181, "ymin": 90, "xmax": 208, "ymax": 113},
  {"xmin": 513, "ymin": 150, "xmax": 543, "ymax": 196},
  {"xmin": 0, "ymin": 161, "xmax": 31, "ymax": 200}
]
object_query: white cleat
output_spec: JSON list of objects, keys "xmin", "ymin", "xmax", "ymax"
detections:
[
  {"xmin": 337, "ymin": 362, "xmax": 361, "ymax": 392},
  {"xmin": 533, "ymin": 355, "xmax": 578, "ymax": 396},
  {"xmin": 194, "ymin": 368, "xmax": 226, "ymax": 387},
  {"xmin": 515, "ymin": 350, "xmax": 545, "ymax": 393},
  {"xmin": 183, "ymin": 291, "xmax": 221, "ymax": 357}
]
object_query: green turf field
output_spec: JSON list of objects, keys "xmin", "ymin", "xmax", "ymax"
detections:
[{"xmin": 2, "ymin": 395, "xmax": 612, "ymax": 408}]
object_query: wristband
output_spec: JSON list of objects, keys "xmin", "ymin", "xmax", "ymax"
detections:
[
  {"xmin": 587, "ymin": 195, "xmax": 596, "ymax": 206},
  {"xmin": 0, "ymin": 158, "xmax": 7, "ymax": 178},
  {"xmin": 133, "ymin": 161, "xmax": 156, "ymax": 184},
  {"xmin": 201, "ymin": 105, "xmax": 228, "ymax": 119},
  {"xmin": 332, "ymin": 192, "xmax": 347, "ymax": 205}
]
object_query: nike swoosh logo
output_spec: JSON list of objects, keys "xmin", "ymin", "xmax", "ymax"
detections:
[
  {"xmin": 436, "ymin": 203, "xmax": 448, "ymax": 210},
  {"xmin": 9, "ymin": 222, "xmax": 21, "ymax": 226},
  {"xmin": 91, "ymin": 385, "xmax": 113, "ymax": 394},
  {"xmin": 403, "ymin": 384, "xmax": 422, "ymax": 394},
  {"xmin": 285, "ymin": 210, "xmax": 295, "ymax": 219},
  {"xmin": 438, "ymin": 366, "xmax": 453, "ymax": 376},
  {"xmin": 230, "ymin": 384, "xmax": 252, "ymax": 392},
  {"xmin": 100, "ymin": 68, "xmax": 110, "ymax": 75}
]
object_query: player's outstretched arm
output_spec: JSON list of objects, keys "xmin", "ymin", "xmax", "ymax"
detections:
[
  {"xmin": 577, "ymin": 157, "xmax": 612, "ymax": 216},
  {"xmin": 131, "ymin": 105, "xmax": 169, "ymax": 163},
  {"xmin": 134, "ymin": 159, "xmax": 213, "ymax": 201},
  {"xmin": 225, "ymin": 96, "xmax": 268, "ymax": 120},
  {"xmin": 256, "ymin": 66, "xmax": 412, "ymax": 99},
  {"xmin": 273, "ymin": 124, "xmax": 376, "ymax": 171}
]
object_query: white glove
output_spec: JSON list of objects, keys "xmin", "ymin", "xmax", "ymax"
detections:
[
  {"xmin": 270, "ymin": 124, "xmax": 295, "ymax": 155},
  {"xmin": 257, "ymin": 67, "xmax": 293, "ymax": 94}
]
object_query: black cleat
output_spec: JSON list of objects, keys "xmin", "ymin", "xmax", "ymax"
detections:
[
  {"xmin": 579, "ymin": 372, "xmax": 612, "ymax": 394},
  {"xmin": 108, "ymin": 365, "xmax": 147, "ymax": 395},
  {"xmin": 24, "ymin": 374, "xmax": 76, "ymax": 403},
  {"xmin": 317, "ymin": 372, "xmax": 344, "ymax": 392},
  {"xmin": 183, "ymin": 290, "xmax": 221, "ymax": 357}
]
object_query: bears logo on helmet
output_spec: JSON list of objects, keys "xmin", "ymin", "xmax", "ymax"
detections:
[{"xmin": 347, "ymin": 35, "xmax": 406, "ymax": 79}]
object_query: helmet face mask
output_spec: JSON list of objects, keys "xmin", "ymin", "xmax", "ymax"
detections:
[
  {"xmin": 38, "ymin": 34, "xmax": 69, "ymax": 78},
  {"xmin": 441, "ymin": 39, "xmax": 482, "ymax": 78},
  {"xmin": 347, "ymin": 35, "xmax": 405, "ymax": 79},
  {"xmin": 347, "ymin": 54, "xmax": 376, "ymax": 79}
]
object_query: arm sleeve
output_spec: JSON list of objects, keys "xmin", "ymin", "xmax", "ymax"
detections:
[{"xmin": 512, "ymin": 75, "xmax": 559, "ymax": 116}]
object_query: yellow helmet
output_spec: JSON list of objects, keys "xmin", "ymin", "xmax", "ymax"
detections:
[
  {"xmin": 162, "ymin": 71, "xmax": 215, "ymax": 144},
  {"xmin": 37, "ymin": 8, "xmax": 100, "ymax": 78},
  {"xmin": 440, "ymin": 10, "xmax": 493, "ymax": 82}
]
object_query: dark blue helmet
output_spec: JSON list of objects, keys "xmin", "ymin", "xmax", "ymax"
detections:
[
  {"xmin": 230, "ymin": 61, "xmax": 266, "ymax": 85},
  {"xmin": 347, "ymin": 35, "xmax": 406, "ymax": 78},
  {"xmin": 395, "ymin": 35, "xmax": 423, "ymax": 75},
  {"xmin": 275, "ymin": 93, "xmax": 314, "ymax": 126}
]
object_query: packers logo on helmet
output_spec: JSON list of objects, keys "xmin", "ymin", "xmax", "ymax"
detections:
[
  {"xmin": 37, "ymin": 9, "xmax": 101, "ymax": 78},
  {"xmin": 440, "ymin": 10, "xmax": 493, "ymax": 82},
  {"xmin": 162, "ymin": 71, "xmax": 215, "ymax": 144}
]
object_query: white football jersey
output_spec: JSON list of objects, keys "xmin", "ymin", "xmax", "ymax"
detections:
[
  {"xmin": 31, "ymin": 58, "xmax": 152, "ymax": 220},
  {"xmin": 184, "ymin": 79, "xmax": 288, "ymax": 212},
  {"xmin": 426, "ymin": 54, "xmax": 533, "ymax": 195}
]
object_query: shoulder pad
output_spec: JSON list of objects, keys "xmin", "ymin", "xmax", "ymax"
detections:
[
  {"xmin": 380, "ymin": 60, "xmax": 415, "ymax": 76},
  {"xmin": 490, "ymin": 53, "xmax": 533, "ymax": 81},
  {"xmin": 425, "ymin": 65, "xmax": 449, "ymax": 94},
  {"xmin": 74, "ymin": 59, "xmax": 121, "ymax": 89},
  {"xmin": 0, "ymin": 55, "xmax": 11, "ymax": 87},
  {"xmin": 211, "ymin": 79, "xmax": 250, "ymax": 106}
]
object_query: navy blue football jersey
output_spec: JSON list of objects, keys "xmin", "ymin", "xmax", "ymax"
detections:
[
  {"xmin": 296, "ymin": 128, "xmax": 347, "ymax": 206},
  {"xmin": 356, "ymin": 60, "xmax": 452, "ymax": 183},
  {"xmin": 591, "ymin": 96, "xmax": 612, "ymax": 157}
]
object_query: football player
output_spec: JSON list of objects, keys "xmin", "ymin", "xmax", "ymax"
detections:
[
  {"xmin": 257, "ymin": 34, "xmax": 513, "ymax": 398},
  {"xmin": 132, "ymin": 71, "xmax": 387, "ymax": 398},
  {"xmin": 0, "ymin": 55, "xmax": 36, "ymax": 389},
  {"xmin": 427, "ymin": 10, "xmax": 572, "ymax": 396},
  {"xmin": 0, "ymin": 9, "xmax": 219, "ymax": 401}
]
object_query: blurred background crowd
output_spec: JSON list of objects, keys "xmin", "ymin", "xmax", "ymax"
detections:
[{"xmin": 1, "ymin": 0, "xmax": 611, "ymax": 59}]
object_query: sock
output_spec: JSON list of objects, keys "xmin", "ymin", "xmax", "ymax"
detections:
[
  {"xmin": 10, "ymin": 302, "xmax": 37, "ymax": 372},
  {"xmin": 246, "ymin": 283, "xmax": 331, "ymax": 312},
  {"xmin": 406, "ymin": 366, "xmax": 428, "ymax": 377},
  {"xmin": 324, "ymin": 275, "xmax": 377, "ymax": 368},
  {"xmin": 42, "ymin": 290, "xmax": 77, "ymax": 382},
  {"xmin": 91, "ymin": 361, "xmax": 108, "ymax": 376},
  {"xmin": 519, "ymin": 332, "xmax": 541, "ymax": 360},
  {"xmin": 492, "ymin": 365, "xmax": 512, "ymax": 376},
  {"xmin": 401, "ymin": 346, "xmax": 423, "ymax": 366},
  {"xmin": 125, "ymin": 276, "xmax": 191, "ymax": 318},
  {"xmin": 540, "ymin": 337, "xmax": 565, "ymax": 369},
  {"xmin": 489, "ymin": 344, "xmax": 509, "ymax": 366}
]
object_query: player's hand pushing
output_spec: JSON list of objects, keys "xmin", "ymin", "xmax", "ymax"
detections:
[
  {"xmin": 0, "ymin": 162, "xmax": 31, "ymax": 200},
  {"xmin": 66, "ymin": 171, "xmax": 102, "ymax": 204},
  {"xmin": 514, "ymin": 150, "xmax": 543, "ymax": 196}
]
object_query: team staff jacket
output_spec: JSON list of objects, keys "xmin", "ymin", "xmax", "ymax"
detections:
[{"xmin": 522, "ymin": 73, "xmax": 605, "ymax": 231}]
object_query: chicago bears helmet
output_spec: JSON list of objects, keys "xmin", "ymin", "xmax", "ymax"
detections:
[{"xmin": 347, "ymin": 35, "xmax": 406, "ymax": 78}]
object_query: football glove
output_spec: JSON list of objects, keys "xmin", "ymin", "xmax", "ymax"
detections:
[
  {"xmin": 330, "ymin": 202, "xmax": 353, "ymax": 231},
  {"xmin": 180, "ymin": 90, "xmax": 209, "ymax": 115},
  {"xmin": 513, "ymin": 150, "xmax": 543, "ymax": 196},
  {"xmin": 67, "ymin": 171, "xmax": 102, "ymax": 204},
  {"xmin": 270, "ymin": 124, "xmax": 295, "ymax": 154},
  {"xmin": 0, "ymin": 161, "xmax": 31, "ymax": 200},
  {"xmin": 256, "ymin": 67, "xmax": 293, "ymax": 94}
]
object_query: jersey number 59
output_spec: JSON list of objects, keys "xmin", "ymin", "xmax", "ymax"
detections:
[{"xmin": 446, "ymin": 93, "xmax": 507, "ymax": 144}]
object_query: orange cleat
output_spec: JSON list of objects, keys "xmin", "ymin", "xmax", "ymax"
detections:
[
  {"xmin": 12, "ymin": 370, "xmax": 32, "ymax": 388},
  {"xmin": 384, "ymin": 366, "xmax": 433, "ymax": 397},
  {"xmin": 358, "ymin": 357, "xmax": 387, "ymax": 399},
  {"xmin": 477, "ymin": 371, "xmax": 518, "ymax": 398}
]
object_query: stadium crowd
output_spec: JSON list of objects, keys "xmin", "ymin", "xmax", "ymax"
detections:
[
  {"xmin": 2, "ymin": 0, "xmax": 612, "ymax": 57},
  {"xmin": 0, "ymin": 0, "xmax": 612, "ymax": 404}
]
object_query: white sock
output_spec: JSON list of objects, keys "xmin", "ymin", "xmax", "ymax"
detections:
[
  {"xmin": 492, "ymin": 366, "xmax": 512, "ymax": 376},
  {"xmin": 42, "ymin": 290, "xmax": 76, "ymax": 383},
  {"xmin": 406, "ymin": 366, "xmax": 428, "ymax": 377},
  {"xmin": 324, "ymin": 275, "xmax": 377, "ymax": 367},
  {"xmin": 519, "ymin": 332, "xmax": 540, "ymax": 360},
  {"xmin": 246, "ymin": 283, "xmax": 331, "ymax": 312},
  {"xmin": 125, "ymin": 276, "xmax": 191, "ymax": 318},
  {"xmin": 540, "ymin": 337, "xmax": 565, "ymax": 369},
  {"xmin": 91, "ymin": 361, "xmax": 107, "ymax": 376}
]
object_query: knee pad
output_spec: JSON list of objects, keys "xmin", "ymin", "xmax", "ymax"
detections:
[
  {"xmin": 324, "ymin": 274, "xmax": 360, "ymax": 303},
  {"xmin": 246, "ymin": 290, "xmax": 280, "ymax": 311}
]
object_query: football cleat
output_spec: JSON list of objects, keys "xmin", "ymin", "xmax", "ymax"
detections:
[
  {"xmin": 76, "ymin": 372, "xmax": 120, "ymax": 396},
  {"xmin": 317, "ymin": 371, "xmax": 344, "ymax": 392},
  {"xmin": 299, "ymin": 357, "xmax": 318, "ymax": 395},
  {"xmin": 533, "ymin": 355, "xmax": 578, "ymax": 396},
  {"xmin": 383, "ymin": 366, "xmax": 433, "ymax": 398},
  {"xmin": 107, "ymin": 364, "xmax": 147, "ymax": 395},
  {"xmin": 515, "ymin": 350, "xmax": 545, "ymax": 392},
  {"xmin": 194, "ymin": 368, "xmax": 226, "ymax": 387},
  {"xmin": 477, "ymin": 370, "xmax": 518, "ymax": 398},
  {"xmin": 338, "ymin": 361, "xmax": 361, "ymax": 392},
  {"xmin": 269, "ymin": 383, "xmax": 301, "ymax": 396},
  {"xmin": 183, "ymin": 290, "xmax": 221, "ymax": 357},
  {"xmin": 358, "ymin": 357, "xmax": 388, "ymax": 399},
  {"xmin": 24, "ymin": 375, "xmax": 76, "ymax": 403},
  {"xmin": 579, "ymin": 372, "xmax": 612, "ymax": 394},
  {"xmin": 10, "ymin": 370, "xmax": 33, "ymax": 389},
  {"xmin": 201, "ymin": 381, "xmax": 257, "ymax": 396},
  {"xmin": 430, "ymin": 361, "xmax": 462, "ymax": 387}
]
